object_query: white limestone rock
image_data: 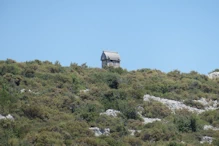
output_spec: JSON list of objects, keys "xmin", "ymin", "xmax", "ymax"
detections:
[
  {"xmin": 128, "ymin": 129, "xmax": 141, "ymax": 136},
  {"xmin": 0, "ymin": 114, "xmax": 6, "ymax": 120},
  {"xmin": 0, "ymin": 114, "xmax": 14, "ymax": 120},
  {"xmin": 20, "ymin": 88, "xmax": 39, "ymax": 95},
  {"xmin": 208, "ymin": 72, "xmax": 219, "ymax": 79},
  {"xmin": 80, "ymin": 89, "xmax": 90, "ymax": 93},
  {"xmin": 20, "ymin": 89, "xmax": 26, "ymax": 93},
  {"xmin": 6, "ymin": 114, "xmax": 14, "ymax": 120},
  {"xmin": 142, "ymin": 117, "xmax": 161, "ymax": 124},
  {"xmin": 194, "ymin": 97, "xmax": 209, "ymax": 106},
  {"xmin": 204, "ymin": 125, "xmax": 219, "ymax": 131},
  {"xmin": 200, "ymin": 136, "xmax": 214, "ymax": 144},
  {"xmin": 193, "ymin": 97, "xmax": 218, "ymax": 111},
  {"xmin": 89, "ymin": 127, "xmax": 110, "ymax": 137},
  {"xmin": 143, "ymin": 94, "xmax": 213, "ymax": 114},
  {"xmin": 138, "ymin": 112, "xmax": 161, "ymax": 124},
  {"xmin": 100, "ymin": 109, "xmax": 121, "ymax": 117}
]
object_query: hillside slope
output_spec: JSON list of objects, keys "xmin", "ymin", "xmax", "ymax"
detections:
[{"xmin": 0, "ymin": 59, "xmax": 219, "ymax": 146}]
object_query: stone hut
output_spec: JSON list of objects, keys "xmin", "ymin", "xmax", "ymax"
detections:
[{"xmin": 101, "ymin": 51, "xmax": 120, "ymax": 68}]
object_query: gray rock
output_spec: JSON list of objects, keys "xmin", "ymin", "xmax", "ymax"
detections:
[
  {"xmin": 193, "ymin": 97, "xmax": 218, "ymax": 111},
  {"xmin": 20, "ymin": 88, "xmax": 39, "ymax": 95},
  {"xmin": 143, "ymin": 94, "xmax": 218, "ymax": 114},
  {"xmin": 208, "ymin": 72, "xmax": 219, "ymax": 79},
  {"xmin": 200, "ymin": 136, "xmax": 214, "ymax": 144},
  {"xmin": 100, "ymin": 109, "xmax": 121, "ymax": 117},
  {"xmin": 128, "ymin": 129, "xmax": 142, "ymax": 136},
  {"xmin": 0, "ymin": 114, "xmax": 14, "ymax": 120},
  {"xmin": 142, "ymin": 117, "xmax": 161, "ymax": 124},
  {"xmin": 89, "ymin": 127, "xmax": 110, "ymax": 137},
  {"xmin": 0, "ymin": 114, "xmax": 6, "ymax": 120},
  {"xmin": 80, "ymin": 89, "xmax": 90, "ymax": 93},
  {"xmin": 204, "ymin": 125, "xmax": 219, "ymax": 131},
  {"xmin": 138, "ymin": 112, "xmax": 161, "ymax": 124},
  {"xmin": 20, "ymin": 89, "xmax": 26, "ymax": 93}
]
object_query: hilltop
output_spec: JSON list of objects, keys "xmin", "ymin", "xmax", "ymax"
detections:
[{"xmin": 0, "ymin": 59, "xmax": 219, "ymax": 146}]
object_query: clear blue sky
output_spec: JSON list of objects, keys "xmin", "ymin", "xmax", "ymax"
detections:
[{"xmin": 1, "ymin": 0, "xmax": 219, "ymax": 74}]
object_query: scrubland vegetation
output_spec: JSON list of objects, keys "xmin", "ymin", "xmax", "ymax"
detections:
[{"xmin": 0, "ymin": 59, "xmax": 219, "ymax": 145}]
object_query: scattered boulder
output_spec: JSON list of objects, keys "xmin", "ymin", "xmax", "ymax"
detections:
[
  {"xmin": 200, "ymin": 136, "xmax": 214, "ymax": 144},
  {"xmin": 0, "ymin": 115, "xmax": 5, "ymax": 120},
  {"xmin": 203, "ymin": 125, "xmax": 219, "ymax": 131},
  {"xmin": 20, "ymin": 89, "xmax": 26, "ymax": 93},
  {"xmin": 80, "ymin": 89, "xmax": 90, "ymax": 93},
  {"xmin": 128, "ymin": 129, "xmax": 141, "ymax": 136},
  {"xmin": 208, "ymin": 72, "xmax": 219, "ymax": 79},
  {"xmin": 138, "ymin": 112, "xmax": 161, "ymax": 124},
  {"xmin": 20, "ymin": 88, "xmax": 39, "ymax": 95},
  {"xmin": 142, "ymin": 117, "xmax": 161, "ymax": 124},
  {"xmin": 136, "ymin": 106, "xmax": 144, "ymax": 114},
  {"xmin": 89, "ymin": 127, "xmax": 110, "ymax": 137},
  {"xmin": 100, "ymin": 109, "xmax": 121, "ymax": 117},
  {"xmin": 0, "ymin": 114, "xmax": 14, "ymax": 120}
]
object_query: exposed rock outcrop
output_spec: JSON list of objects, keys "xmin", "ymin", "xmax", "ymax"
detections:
[
  {"xmin": 193, "ymin": 97, "xmax": 218, "ymax": 111},
  {"xmin": 89, "ymin": 127, "xmax": 110, "ymax": 137},
  {"xmin": 204, "ymin": 125, "xmax": 219, "ymax": 131},
  {"xmin": 80, "ymin": 89, "xmax": 90, "ymax": 93},
  {"xmin": 20, "ymin": 89, "xmax": 26, "ymax": 93},
  {"xmin": 143, "ymin": 94, "xmax": 218, "ymax": 114},
  {"xmin": 20, "ymin": 88, "xmax": 39, "ymax": 95},
  {"xmin": 200, "ymin": 136, "xmax": 214, "ymax": 144},
  {"xmin": 208, "ymin": 72, "xmax": 219, "ymax": 79},
  {"xmin": 138, "ymin": 112, "xmax": 161, "ymax": 124},
  {"xmin": 0, "ymin": 114, "xmax": 14, "ymax": 120},
  {"xmin": 142, "ymin": 117, "xmax": 161, "ymax": 124},
  {"xmin": 128, "ymin": 129, "xmax": 141, "ymax": 136},
  {"xmin": 100, "ymin": 109, "xmax": 121, "ymax": 117}
]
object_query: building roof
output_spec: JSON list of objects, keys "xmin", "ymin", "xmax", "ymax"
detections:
[{"xmin": 101, "ymin": 51, "xmax": 120, "ymax": 61}]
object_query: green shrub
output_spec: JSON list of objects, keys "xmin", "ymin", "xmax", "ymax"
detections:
[
  {"xmin": 91, "ymin": 72, "xmax": 120, "ymax": 89},
  {"xmin": 142, "ymin": 100, "xmax": 171, "ymax": 118},
  {"xmin": 0, "ymin": 64, "xmax": 20, "ymax": 75},
  {"xmin": 74, "ymin": 137, "xmax": 109, "ymax": 146},
  {"xmin": 123, "ymin": 136, "xmax": 143, "ymax": 146},
  {"xmin": 174, "ymin": 110, "xmax": 202, "ymax": 132},
  {"xmin": 200, "ymin": 109, "xmax": 219, "ymax": 125},
  {"xmin": 213, "ymin": 138, "xmax": 219, "ymax": 146},
  {"xmin": 141, "ymin": 122, "xmax": 179, "ymax": 142},
  {"xmin": 22, "ymin": 105, "xmax": 48, "ymax": 120},
  {"xmin": 35, "ymin": 131, "xmax": 64, "ymax": 145},
  {"xmin": 104, "ymin": 66, "xmax": 128, "ymax": 75},
  {"xmin": 0, "ymin": 86, "xmax": 17, "ymax": 114},
  {"xmin": 22, "ymin": 68, "xmax": 35, "ymax": 78},
  {"xmin": 5, "ymin": 59, "xmax": 16, "ymax": 64},
  {"xmin": 183, "ymin": 99, "xmax": 205, "ymax": 109},
  {"xmin": 167, "ymin": 141, "xmax": 185, "ymax": 146},
  {"xmin": 1, "ymin": 59, "xmax": 219, "ymax": 145}
]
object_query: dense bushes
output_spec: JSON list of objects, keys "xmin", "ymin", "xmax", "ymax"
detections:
[
  {"xmin": 173, "ymin": 110, "xmax": 202, "ymax": 132},
  {"xmin": 142, "ymin": 100, "xmax": 171, "ymax": 118},
  {"xmin": 90, "ymin": 71, "xmax": 120, "ymax": 89},
  {"xmin": 0, "ymin": 64, "xmax": 21, "ymax": 76},
  {"xmin": 141, "ymin": 122, "xmax": 179, "ymax": 142},
  {"xmin": 1, "ymin": 59, "xmax": 219, "ymax": 145},
  {"xmin": 0, "ymin": 85, "xmax": 17, "ymax": 114},
  {"xmin": 22, "ymin": 105, "xmax": 48, "ymax": 120},
  {"xmin": 200, "ymin": 109, "xmax": 219, "ymax": 126}
]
